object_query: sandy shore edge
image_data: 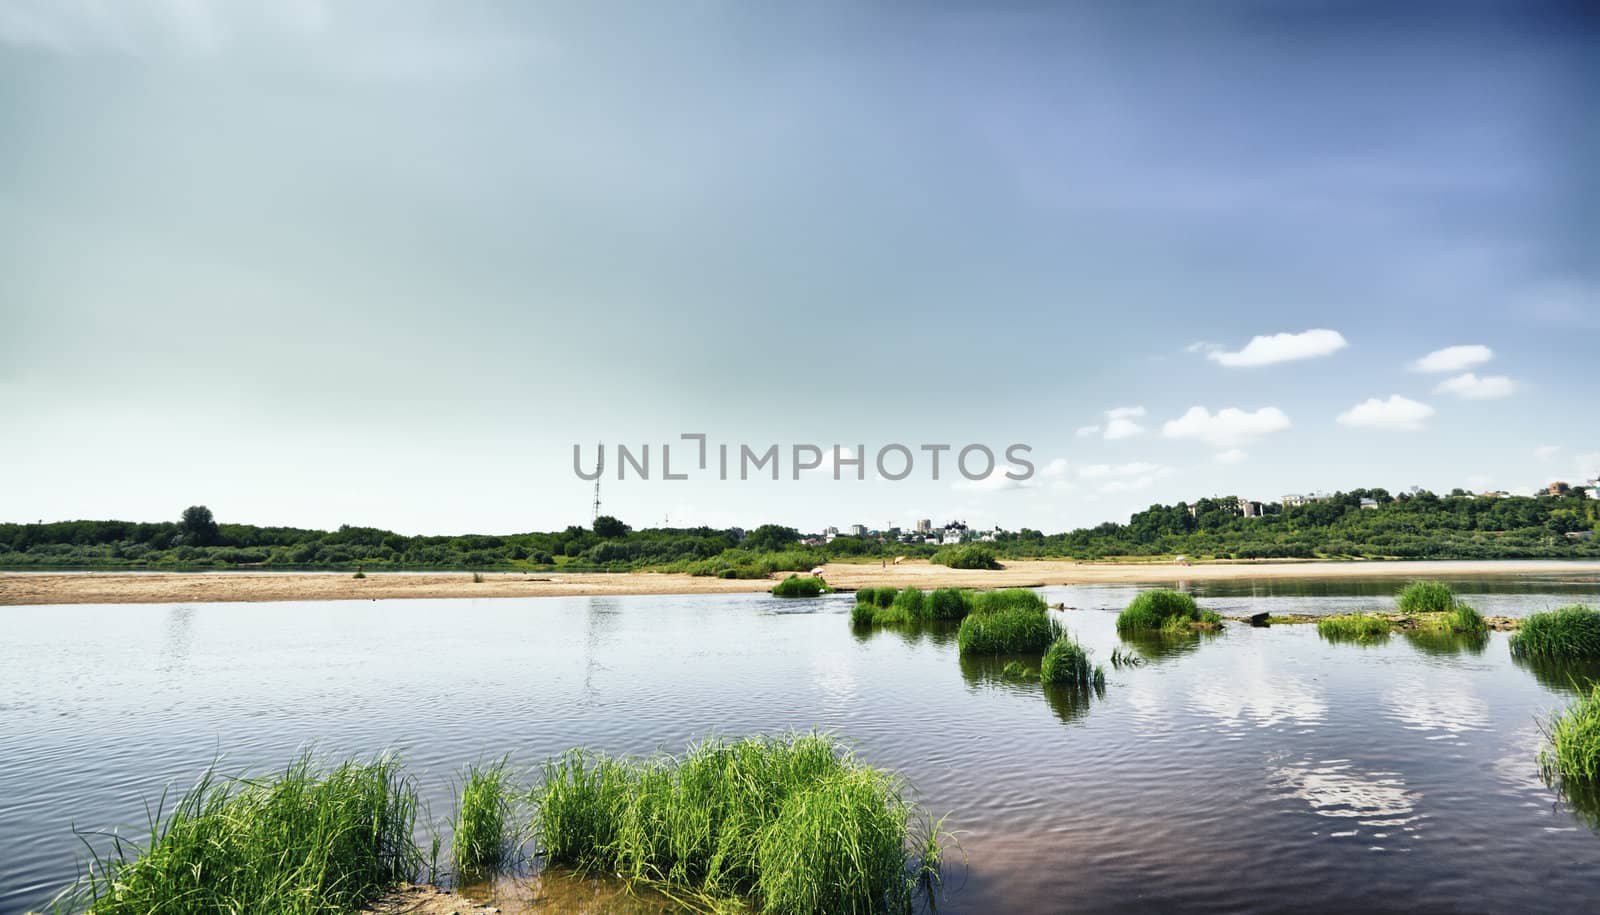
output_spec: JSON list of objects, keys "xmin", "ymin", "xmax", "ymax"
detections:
[{"xmin": 2, "ymin": 559, "xmax": 1595, "ymax": 606}]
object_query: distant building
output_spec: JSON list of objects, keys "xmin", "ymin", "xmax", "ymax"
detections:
[
  {"xmin": 1282, "ymin": 493, "xmax": 1313, "ymax": 508},
  {"xmin": 848, "ymin": 523, "xmax": 867, "ymax": 537},
  {"xmin": 1478, "ymin": 490, "xmax": 1510, "ymax": 500},
  {"xmin": 1567, "ymin": 531, "xmax": 1594, "ymax": 541},
  {"xmin": 1548, "ymin": 481, "xmax": 1572, "ymax": 497},
  {"xmin": 916, "ymin": 518, "xmax": 932, "ymax": 533},
  {"xmin": 823, "ymin": 526, "xmax": 839, "ymax": 542},
  {"xmin": 1359, "ymin": 498, "xmax": 1379, "ymax": 510},
  {"xmin": 941, "ymin": 529, "xmax": 963, "ymax": 545}
]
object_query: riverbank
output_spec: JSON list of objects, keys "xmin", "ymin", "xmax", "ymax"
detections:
[{"xmin": 2, "ymin": 559, "xmax": 1595, "ymax": 606}]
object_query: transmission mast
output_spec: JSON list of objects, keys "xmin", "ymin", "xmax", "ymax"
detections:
[{"xmin": 592, "ymin": 442, "xmax": 603, "ymax": 523}]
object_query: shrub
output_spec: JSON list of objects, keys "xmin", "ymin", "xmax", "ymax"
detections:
[
  {"xmin": 1397, "ymin": 580, "xmax": 1455, "ymax": 615},
  {"xmin": 58, "ymin": 754, "xmax": 420, "ymax": 915},
  {"xmin": 1511, "ymin": 605, "xmax": 1600, "ymax": 659},
  {"xmin": 957, "ymin": 607, "xmax": 1060, "ymax": 655},
  {"xmin": 1317, "ymin": 613, "xmax": 1391, "ymax": 643},
  {"xmin": 1040, "ymin": 636, "xmax": 1093, "ymax": 687},
  {"xmin": 1115, "ymin": 590, "xmax": 1199, "ymax": 633},
  {"xmin": 968, "ymin": 588, "xmax": 1046, "ymax": 615},
  {"xmin": 772, "ymin": 575, "xmax": 829, "ymax": 597},
  {"xmin": 931, "ymin": 544, "xmax": 1001, "ymax": 570}
]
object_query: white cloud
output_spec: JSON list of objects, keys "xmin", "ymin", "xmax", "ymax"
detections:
[
  {"xmin": 1041, "ymin": 458, "xmax": 1070, "ymax": 479},
  {"xmin": 1075, "ymin": 425, "xmax": 1101, "ymax": 438},
  {"xmin": 1161, "ymin": 406, "xmax": 1292, "ymax": 447},
  {"xmin": 1078, "ymin": 461, "xmax": 1164, "ymax": 479},
  {"xmin": 1214, "ymin": 449, "xmax": 1248, "ymax": 464},
  {"xmin": 1433, "ymin": 372, "xmax": 1515, "ymax": 399},
  {"xmin": 1106, "ymin": 406, "xmax": 1146, "ymax": 419},
  {"xmin": 1336, "ymin": 395, "xmax": 1435, "ymax": 431},
  {"xmin": 1206, "ymin": 329, "xmax": 1347, "ymax": 367},
  {"xmin": 1185, "ymin": 341, "xmax": 1215, "ymax": 354},
  {"xmin": 1077, "ymin": 406, "xmax": 1146, "ymax": 440},
  {"xmin": 1410, "ymin": 345, "xmax": 1493, "ymax": 373},
  {"xmin": 1534, "ymin": 445, "xmax": 1561, "ymax": 460},
  {"xmin": 1103, "ymin": 417, "xmax": 1145, "ymax": 440},
  {"xmin": 951, "ymin": 468, "xmax": 1032, "ymax": 493}
]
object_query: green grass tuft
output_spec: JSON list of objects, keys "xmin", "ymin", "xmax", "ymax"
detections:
[
  {"xmin": 1542, "ymin": 682, "xmax": 1600, "ymax": 787},
  {"xmin": 890, "ymin": 587, "xmax": 926, "ymax": 619},
  {"xmin": 1396, "ymin": 580, "xmax": 1454, "ymax": 615},
  {"xmin": 772, "ymin": 574, "xmax": 829, "ymax": 597},
  {"xmin": 1109, "ymin": 647, "xmax": 1144, "ymax": 668},
  {"xmin": 530, "ymin": 733, "xmax": 944, "ymax": 913},
  {"xmin": 968, "ymin": 588, "xmax": 1046, "ymax": 615},
  {"xmin": 957, "ymin": 607, "xmax": 1060, "ymax": 655},
  {"xmin": 927, "ymin": 588, "xmax": 973, "ymax": 620},
  {"xmin": 1511, "ymin": 605, "xmax": 1600, "ymax": 659},
  {"xmin": 850, "ymin": 602, "xmax": 877, "ymax": 626},
  {"xmin": 1316, "ymin": 613, "xmax": 1392, "ymax": 643},
  {"xmin": 453, "ymin": 758, "xmax": 517, "ymax": 880},
  {"xmin": 1040, "ymin": 636, "xmax": 1093, "ymax": 687},
  {"xmin": 57, "ymin": 753, "xmax": 420, "ymax": 915},
  {"xmin": 1116, "ymin": 589, "xmax": 1200, "ymax": 633}
]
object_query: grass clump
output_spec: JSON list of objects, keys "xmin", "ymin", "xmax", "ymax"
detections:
[
  {"xmin": 59, "ymin": 753, "xmax": 420, "ymax": 915},
  {"xmin": 850, "ymin": 602, "xmax": 877, "ymax": 626},
  {"xmin": 927, "ymin": 587, "xmax": 973, "ymax": 620},
  {"xmin": 930, "ymin": 544, "xmax": 1001, "ymax": 570},
  {"xmin": 453, "ymin": 758, "xmax": 517, "ymax": 880},
  {"xmin": 1040, "ymin": 636, "xmax": 1094, "ymax": 688},
  {"xmin": 1109, "ymin": 647, "xmax": 1144, "ymax": 668},
  {"xmin": 1542, "ymin": 683, "xmax": 1600, "ymax": 788},
  {"xmin": 889, "ymin": 587, "xmax": 926, "ymax": 620},
  {"xmin": 1115, "ymin": 589, "xmax": 1200, "ymax": 633},
  {"xmin": 1316, "ymin": 613, "xmax": 1391, "ymax": 643},
  {"xmin": 957, "ymin": 607, "xmax": 1060, "ymax": 655},
  {"xmin": 531, "ymin": 733, "xmax": 943, "ymax": 914},
  {"xmin": 1396, "ymin": 580, "xmax": 1455, "ymax": 615},
  {"xmin": 1418, "ymin": 602, "xmax": 1488, "ymax": 635},
  {"xmin": 772, "ymin": 574, "xmax": 829, "ymax": 597},
  {"xmin": 968, "ymin": 588, "xmax": 1046, "ymax": 615},
  {"xmin": 1511, "ymin": 605, "xmax": 1600, "ymax": 659}
]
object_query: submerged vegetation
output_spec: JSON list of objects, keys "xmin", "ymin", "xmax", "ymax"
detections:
[
  {"xmin": 532, "ymin": 733, "xmax": 944, "ymax": 914},
  {"xmin": 771, "ymin": 574, "xmax": 829, "ymax": 597},
  {"xmin": 1511, "ymin": 606, "xmax": 1600, "ymax": 659},
  {"xmin": 57, "ymin": 754, "xmax": 421, "ymax": 915}
]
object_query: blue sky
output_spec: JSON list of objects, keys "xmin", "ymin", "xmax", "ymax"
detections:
[{"xmin": 2, "ymin": 1, "xmax": 1596, "ymax": 535}]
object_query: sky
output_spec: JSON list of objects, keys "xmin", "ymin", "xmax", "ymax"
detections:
[{"xmin": 2, "ymin": 1, "xmax": 1596, "ymax": 536}]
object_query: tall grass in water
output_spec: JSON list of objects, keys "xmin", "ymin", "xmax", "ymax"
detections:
[
  {"xmin": 1040, "ymin": 635, "xmax": 1102, "ymax": 689},
  {"xmin": 927, "ymin": 587, "xmax": 973, "ymax": 620},
  {"xmin": 531, "ymin": 733, "xmax": 944, "ymax": 914},
  {"xmin": 452, "ymin": 758, "xmax": 518, "ymax": 880},
  {"xmin": 1396, "ymin": 580, "xmax": 1454, "ymax": 615},
  {"xmin": 58, "ymin": 754, "xmax": 420, "ymax": 915},
  {"xmin": 771, "ymin": 574, "xmax": 829, "ymax": 597},
  {"xmin": 968, "ymin": 588, "xmax": 1046, "ymax": 615},
  {"xmin": 1511, "ymin": 605, "xmax": 1600, "ymax": 659},
  {"xmin": 1115, "ymin": 589, "xmax": 1200, "ymax": 633},
  {"xmin": 1316, "ymin": 613, "xmax": 1391, "ymax": 643},
  {"xmin": 957, "ymin": 607, "xmax": 1060, "ymax": 655},
  {"xmin": 889, "ymin": 587, "xmax": 926, "ymax": 620},
  {"xmin": 1542, "ymin": 682, "xmax": 1600, "ymax": 788},
  {"xmin": 850, "ymin": 601, "xmax": 878, "ymax": 626}
]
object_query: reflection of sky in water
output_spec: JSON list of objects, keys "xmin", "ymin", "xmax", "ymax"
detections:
[
  {"xmin": 1383, "ymin": 673, "xmax": 1489, "ymax": 740},
  {"xmin": 1189, "ymin": 662, "xmax": 1325, "ymax": 734},
  {"xmin": 1273, "ymin": 759, "xmax": 1421, "ymax": 848},
  {"xmin": 809, "ymin": 651, "xmax": 857, "ymax": 711}
]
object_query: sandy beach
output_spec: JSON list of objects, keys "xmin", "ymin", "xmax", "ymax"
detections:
[{"xmin": 2, "ymin": 559, "xmax": 1595, "ymax": 606}]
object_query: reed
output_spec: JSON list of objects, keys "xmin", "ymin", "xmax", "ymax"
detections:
[
  {"xmin": 530, "ymin": 733, "xmax": 944, "ymax": 914},
  {"xmin": 1039, "ymin": 636, "xmax": 1093, "ymax": 687},
  {"xmin": 1511, "ymin": 605, "xmax": 1600, "ymax": 659},
  {"xmin": 889, "ymin": 587, "xmax": 926, "ymax": 620},
  {"xmin": 850, "ymin": 602, "xmax": 877, "ymax": 626},
  {"xmin": 1397, "ymin": 580, "xmax": 1455, "ymax": 615},
  {"xmin": 1115, "ymin": 589, "xmax": 1200, "ymax": 633},
  {"xmin": 967, "ymin": 588, "xmax": 1046, "ymax": 615},
  {"xmin": 957, "ymin": 607, "xmax": 1060, "ymax": 655},
  {"xmin": 1316, "ymin": 613, "xmax": 1391, "ymax": 643},
  {"xmin": 927, "ymin": 587, "xmax": 973, "ymax": 621},
  {"xmin": 1109, "ymin": 647, "xmax": 1144, "ymax": 668},
  {"xmin": 452, "ymin": 758, "xmax": 517, "ymax": 880},
  {"xmin": 1542, "ymin": 682, "xmax": 1600, "ymax": 787},
  {"xmin": 57, "ymin": 753, "xmax": 420, "ymax": 915}
]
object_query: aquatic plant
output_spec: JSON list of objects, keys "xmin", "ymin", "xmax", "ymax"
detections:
[
  {"xmin": 453, "ymin": 758, "xmax": 518, "ymax": 880},
  {"xmin": 889, "ymin": 587, "xmax": 926, "ymax": 619},
  {"xmin": 871, "ymin": 601, "xmax": 915, "ymax": 625},
  {"xmin": 1316, "ymin": 613, "xmax": 1391, "ymax": 643},
  {"xmin": 927, "ymin": 587, "xmax": 973, "ymax": 620},
  {"xmin": 1415, "ymin": 602, "xmax": 1488, "ymax": 635},
  {"xmin": 1511, "ymin": 605, "xmax": 1600, "ymax": 659},
  {"xmin": 530, "ymin": 733, "xmax": 944, "ymax": 913},
  {"xmin": 854, "ymin": 587, "xmax": 882, "ymax": 606},
  {"xmin": 1040, "ymin": 636, "xmax": 1093, "ymax": 687},
  {"xmin": 57, "ymin": 753, "xmax": 421, "ymax": 915},
  {"xmin": 1109, "ymin": 647, "xmax": 1144, "ymax": 668},
  {"xmin": 870, "ymin": 588, "xmax": 899, "ymax": 609},
  {"xmin": 772, "ymin": 574, "xmax": 829, "ymax": 597},
  {"xmin": 968, "ymin": 588, "xmax": 1047, "ymax": 615},
  {"xmin": 850, "ymin": 602, "xmax": 877, "ymax": 626},
  {"xmin": 1542, "ymin": 682, "xmax": 1600, "ymax": 788},
  {"xmin": 1397, "ymin": 580, "xmax": 1455, "ymax": 615},
  {"xmin": 957, "ymin": 607, "xmax": 1060, "ymax": 655},
  {"xmin": 1115, "ymin": 589, "xmax": 1200, "ymax": 633},
  {"xmin": 999, "ymin": 661, "xmax": 1036, "ymax": 680}
]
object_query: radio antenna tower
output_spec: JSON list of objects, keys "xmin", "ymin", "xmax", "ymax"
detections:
[{"xmin": 591, "ymin": 442, "xmax": 603, "ymax": 522}]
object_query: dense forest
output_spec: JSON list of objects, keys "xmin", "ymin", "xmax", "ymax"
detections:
[{"xmin": 3, "ymin": 488, "xmax": 1597, "ymax": 574}]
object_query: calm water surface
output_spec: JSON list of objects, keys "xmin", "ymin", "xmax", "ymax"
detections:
[{"xmin": 4, "ymin": 572, "xmax": 1600, "ymax": 913}]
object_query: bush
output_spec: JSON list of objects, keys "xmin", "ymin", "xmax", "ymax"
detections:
[
  {"xmin": 1115, "ymin": 590, "xmax": 1199, "ymax": 633},
  {"xmin": 931, "ymin": 544, "xmax": 1001, "ymax": 570},
  {"xmin": 772, "ymin": 575, "xmax": 829, "ymax": 597},
  {"xmin": 1511, "ymin": 605, "xmax": 1600, "ymax": 659},
  {"xmin": 1040, "ymin": 636, "xmax": 1093, "ymax": 687},
  {"xmin": 1397, "ymin": 580, "xmax": 1455, "ymax": 615},
  {"xmin": 957, "ymin": 607, "xmax": 1060, "ymax": 655},
  {"xmin": 968, "ymin": 589, "xmax": 1046, "ymax": 615}
]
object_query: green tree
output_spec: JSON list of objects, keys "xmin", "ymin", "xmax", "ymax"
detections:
[
  {"xmin": 593, "ymin": 515, "xmax": 631, "ymax": 539},
  {"xmin": 180, "ymin": 505, "xmax": 220, "ymax": 547}
]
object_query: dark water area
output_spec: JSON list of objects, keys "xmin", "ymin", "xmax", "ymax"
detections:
[{"xmin": 4, "ymin": 574, "xmax": 1600, "ymax": 913}]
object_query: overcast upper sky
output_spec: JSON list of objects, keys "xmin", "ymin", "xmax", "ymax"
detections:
[{"xmin": 2, "ymin": 1, "xmax": 1596, "ymax": 535}]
